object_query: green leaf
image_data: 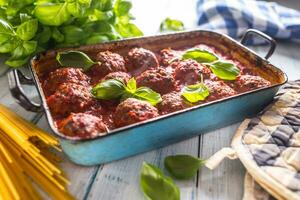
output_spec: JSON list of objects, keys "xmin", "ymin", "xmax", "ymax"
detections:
[
  {"xmin": 125, "ymin": 77, "xmax": 136, "ymax": 93},
  {"xmin": 66, "ymin": 2, "xmax": 84, "ymax": 17},
  {"xmin": 94, "ymin": 0, "xmax": 113, "ymax": 11},
  {"xmin": 160, "ymin": 17, "xmax": 184, "ymax": 32},
  {"xmin": 182, "ymin": 48, "xmax": 218, "ymax": 63},
  {"xmin": 115, "ymin": 22, "xmax": 143, "ymax": 38},
  {"xmin": 4, "ymin": 0, "xmax": 34, "ymax": 17},
  {"xmin": 52, "ymin": 27, "xmax": 64, "ymax": 43},
  {"xmin": 61, "ymin": 25, "xmax": 85, "ymax": 44},
  {"xmin": 5, "ymin": 40, "xmax": 37, "ymax": 67},
  {"xmin": 130, "ymin": 87, "xmax": 162, "ymax": 106},
  {"xmin": 209, "ymin": 61, "xmax": 240, "ymax": 80},
  {"xmin": 91, "ymin": 79, "xmax": 126, "ymax": 100},
  {"xmin": 56, "ymin": 50, "xmax": 95, "ymax": 71},
  {"xmin": 35, "ymin": 26, "xmax": 51, "ymax": 44},
  {"xmin": 35, "ymin": 3, "xmax": 71, "ymax": 26},
  {"xmin": 20, "ymin": 13, "xmax": 33, "ymax": 23},
  {"xmin": 16, "ymin": 19, "xmax": 38, "ymax": 41},
  {"xmin": 164, "ymin": 155, "xmax": 205, "ymax": 179},
  {"xmin": 114, "ymin": 0, "xmax": 132, "ymax": 17},
  {"xmin": 66, "ymin": 0, "xmax": 91, "ymax": 17},
  {"xmin": 181, "ymin": 83, "xmax": 210, "ymax": 103},
  {"xmin": 0, "ymin": 37, "xmax": 19, "ymax": 53},
  {"xmin": 140, "ymin": 162, "xmax": 180, "ymax": 200},
  {"xmin": 5, "ymin": 56, "xmax": 29, "ymax": 67},
  {"xmin": 0, "ymin": 19, "xmax": 14, "ymax": 35},
  {"xmin": 0, "ymin": 19, "xmax": 18, "ymax": 52},
  {"xmin": 88, "ymin": 10, "xmax": 113, "ymax": 22},
  {"xmin": 85, "ymin": 34, "xmax": 109, "ymax": 44}
]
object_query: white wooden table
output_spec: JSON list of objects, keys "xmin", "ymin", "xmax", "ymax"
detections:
[{"xmin": 1, "ymin": 1, "xmax": 299, "ymax": 199}]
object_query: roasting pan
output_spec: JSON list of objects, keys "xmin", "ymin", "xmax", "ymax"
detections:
[{"xmin": 8, "ymin": 29, "xmax": 287, "ymax": 165}]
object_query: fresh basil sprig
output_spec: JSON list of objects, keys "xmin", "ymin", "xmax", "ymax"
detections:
[
  {"xmin": 164, "ymin": 155, "xmax": 206, "ymax": 180},
  {"xmin": 56, "ymin": 51, "xmax": 96, "ymax": 71},
  {"xmin": 174, "ymin": 48, "xmax": 240, "ymax": 80},
  {"xmin": 0, "ymin": 0, "xmax": 142, "ymax": 68},
  {"xmin": 92, "ymin": 78, "xmax": 162, "ymax": 106},
  {"xmin": 140, "ymin": 162, "xmax": 180, "ymax": 200},
  {"xmin": 182, "ymin": 48, "xmax": 218, "ymax": 63},
  {"xmin": 181, "ymin": 81, "xmax": 210, "ymax": 103},
  {"xmin": 208, "ymin": 61, "xmax": 240, "ymax": 81}
]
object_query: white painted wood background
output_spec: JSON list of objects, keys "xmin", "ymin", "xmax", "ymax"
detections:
[{"xmin": 0, "ymin": 0, "xmax": 299, "ymax": 199}]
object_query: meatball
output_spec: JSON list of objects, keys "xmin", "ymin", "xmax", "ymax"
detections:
[
  {"xmin": 90, "ymin": 51, "xmax": 126, "ymax": 83},
  {"xmin": 59, "ymin": 113, "xmax": 107, "ymax": 138},
  {"xmin": 114, "ymin": 98, "xmax": 159, "ymax": 127},
  {"xmin": 233, "ymin": 75, "xmax": 271, "ymax": 93},
  {"xmin": 158, "ymin": 92, "xmax": 187, "ymax": 115},
  {"xmin": 47, "ymin": 83, "xmax": 95, "ymax": 116},
  {"xmin": 173, "ymin": 60, "xmax": 211, "ymax": 85},
  {"xmin": 125, "ymin": 47, "xmax": 159, "ymax": 72},
  {"xmin": 102, "ymin": 72, "xmax": 131, "ymax": 84},
  {"xmin": 160, "ymin": 48, "xmax": 181, "ymax": 66},
  {"xmin": 136, "ymin": 67, "xmax": 177, "ymax": 94},
  {"xmin": 204, "ymin": 80, "xmax": 237, "ymax": 101},
  {"xmin": 43, "ymin": 68, "xmax": 90, "ymax": 96}
]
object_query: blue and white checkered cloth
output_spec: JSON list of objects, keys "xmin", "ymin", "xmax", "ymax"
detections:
[{"xmin": 197, "ymin": 0, "xmax": 300, "ymax": 44}]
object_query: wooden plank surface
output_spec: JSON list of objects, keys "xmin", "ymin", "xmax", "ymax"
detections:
[{"xmin": 87, "ymin": 137, "xmax": 199, "ymax": 200}]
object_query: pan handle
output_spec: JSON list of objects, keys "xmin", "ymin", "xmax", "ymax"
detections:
[
  {"xmin": 240, "ymin": 29, "xmax": 276, "ymax": 60},
  {"xmin": 7, "ymin": 69, "xmax": 42, "ymax": 112}
]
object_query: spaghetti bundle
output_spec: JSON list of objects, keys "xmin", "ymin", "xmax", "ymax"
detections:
[{"xmin": 0, "ymin": 104, "xmax": 74, "ymax": 200}]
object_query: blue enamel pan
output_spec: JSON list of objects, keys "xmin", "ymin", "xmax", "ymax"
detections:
[{"xmin": 8, "ymin": 29, "xmax": 287, "ymax": 165}]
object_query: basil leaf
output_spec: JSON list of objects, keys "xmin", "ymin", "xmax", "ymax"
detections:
[
  {"xmin": 88, "ymin": 10, "xmax": 113, "ymax": 22},
  {"xmin": 35, "ymin": 3, "xmax": 71, "ymax": 26},
  {"xmin": 61, "ymin": 25, "xmax": 85, "ymax": 44},
  {"xmin": 0, "ymin": 19, "xmax": 18, "ymax": 53},
  {"xmin": 160, "ymin": 17, "xmax": 184, "ymax": 32},
  {"xmin": 5, "ymin": 40, "xmax": 37, "ymax": 67},
  {"xmin": 132, "ymin": 87, "xmax": 162, "ymax": 106},
  {"xmin": 16, "ymin": 19, "xmax": 38, "ymax": 41},
  {"xmin": 122, "ymin": 87, "xmax": 162, "ymax": 106},
  {"xmin": 115, "ymin": 22, "xmax": 143, "ymax": 38},
  {"xmin": 182, "ymin": 48, "xmax": 218, "ymax": 63},
  {"xmin": 91, "ymin": 79, "xmax": 126, "ymax": 100},
  {"xmin": 35, "ymin": 26, "xmax": 51, "ymax": 44},
  {"xmin": 164, "ymin": 155, "xmax": 205, "ymax": 180},
  {"xmin": 56, "ymin": 51, "xmax": 95, "ymax": 71},
  {"xmin": 125, "ymin": 77, "xmax": 136, "ymax": 93},
  {"xmin": 114, "ymin": 0, "xmax": 132, "ymax": 17},
  {"xmin": 66, "ymin": 2, "xmax": 85, "ymax": 17},
  {"xmin": 85, "ymin": 35, "xmax": 110, "ymax": 45},
  {"xmin": 181, "ymin": 83, "xmax": 209, "ymax": 103},
  {"xmin": 5, "ymin": 56, "xmax": 30, "ymax": 68},
  {"xmin": 52, "ymin": 27, "xmax": 64, "ymax": 43},
  {"xmin": 209, "ymin": 61, "xmax": 240, "ymax": 80},
  {"xmin": 140, "ymin": 162, "xmax": 180, "ymax": 200},
  {"xmin": 66, "ymin": 0, "xmax": 92, "ymax": 17}
]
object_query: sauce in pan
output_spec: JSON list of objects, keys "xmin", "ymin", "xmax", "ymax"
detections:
[{"xmin": 40, "ymin": 45, "xmax": 271, "ymax": 139}]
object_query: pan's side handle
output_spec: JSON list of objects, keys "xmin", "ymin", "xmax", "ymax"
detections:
[
  {"xmin": 240, "ymin": 29, "xmax": 276, "ymax": 60},
  {"xmin": 7, "ymin": 69, "xmax": 42, "ymax": 112}
]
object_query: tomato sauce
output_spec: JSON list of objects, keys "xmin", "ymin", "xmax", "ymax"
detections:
[{"xmin": 40, "ymin": 45, "xmax": 271, "ymax": 138}]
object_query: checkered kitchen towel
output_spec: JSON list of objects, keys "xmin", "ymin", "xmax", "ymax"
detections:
[
  {"xmin": 197, "ymin": 0, "xmax": 300, "ymax": 44},
  {"xmin": 241, "ymin": 80, "xmax": 300, "ymax": 199}
]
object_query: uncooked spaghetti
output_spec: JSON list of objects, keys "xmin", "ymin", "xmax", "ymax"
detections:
[{"xmin": 0, "ymin": 104, "xmax": 73, "ymax": 200}]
